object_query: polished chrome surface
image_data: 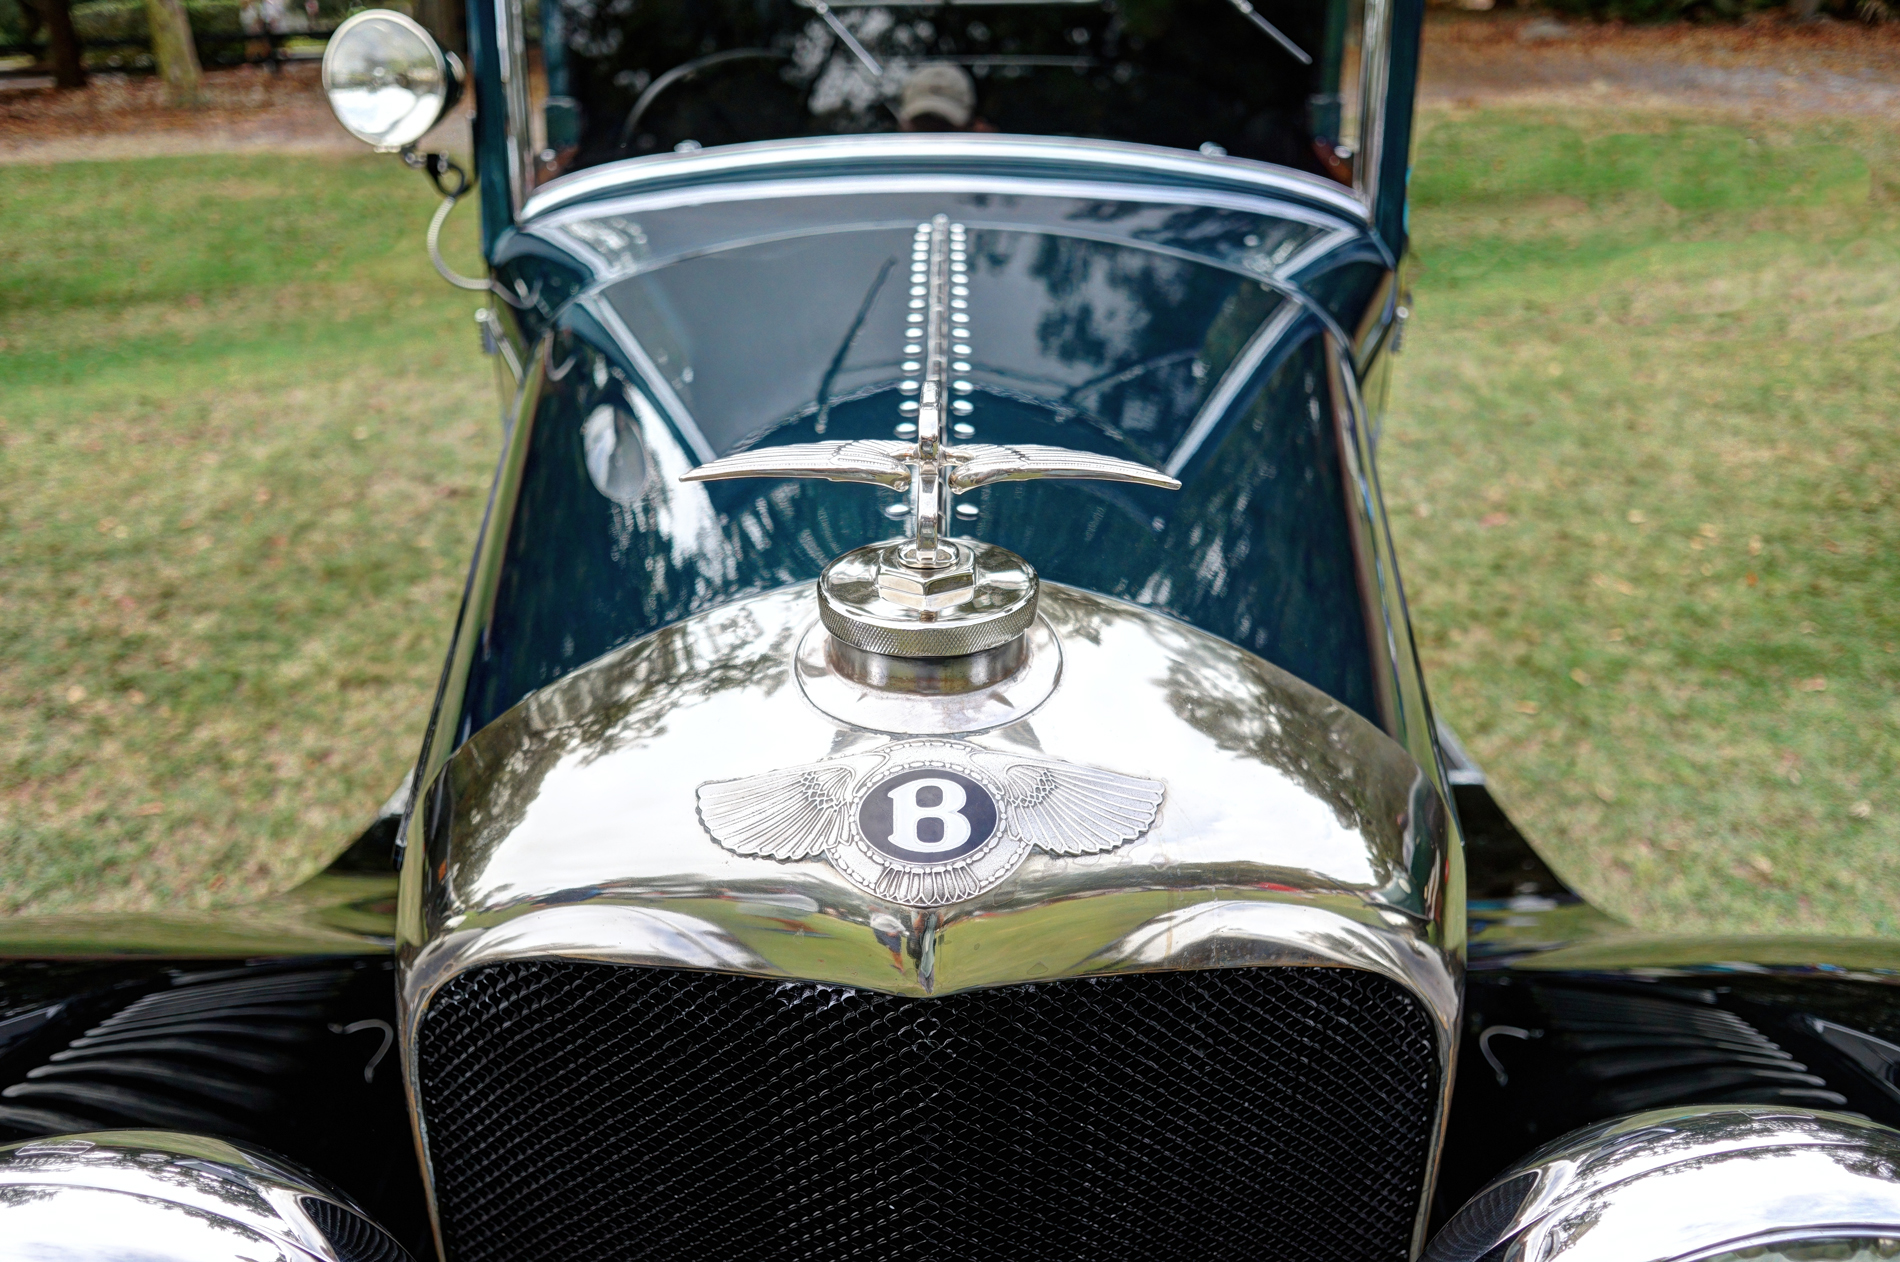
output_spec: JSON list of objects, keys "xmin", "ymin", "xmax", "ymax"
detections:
[
  {"xmin": 797, "ymin": 615, "xmax": 1061, "ymax": 734},
  {"xmin": 496, "ymin": 0, "xmax": 533, "ymax": 216},
  {"xmin": 945, "ymin": 442, "xmax": 1186, "ymax": 491},
  {"xmin": 321, "ymin": 9, "xmax": 458, "ymax": 152},
  {"xmin": 1426, "ymin": 1106, "xmax": 1900, "ymax": 1262},
  {"xmin": 521, "ymin": 133, "xmax": 1373, "ymax": 226},
  {"xmin": 0, "ymin": 1130, "xmax": 411, "ymax": 1262},
  {"xmin": 817, "ymin": 538, "xmax": 1037, "ymax": 658},
  {"xmin": 399, "ymin": 577, "xmax": 1460, "ymax": 1254},
  {"xmin": 0, "ymin": 868, "xmax": 397, "ymax": 958},
  {"xmin": 867, "ymin": 542, "xmax": 979, "ymax": 612},
  {"xmin": 679, "ymin": 437, "xmax": 913, "ymax": 491},
  {"xmin": 681, "ymin": 438, "xmax": 1179, "ymax": 513},
  {"xmin": 1356, "ymin": 0, "xmax": 1394, "ymax": 207},
  {"xmin": 825, "ymin": 626, "xmax": 1026, "ymax": 693},
  {"xmin": 473, "ymin": 306, "xmax": 522, "ymax": 393}
]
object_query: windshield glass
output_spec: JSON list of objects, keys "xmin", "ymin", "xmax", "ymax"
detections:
[{"xmin": 540, "ymin": 0, "xmax": 1362, "ymax": 182}]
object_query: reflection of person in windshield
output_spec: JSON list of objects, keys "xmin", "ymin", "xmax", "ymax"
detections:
[{"xmin": 897, "ymin": 64, "xmax": 992, "ymax": 133}]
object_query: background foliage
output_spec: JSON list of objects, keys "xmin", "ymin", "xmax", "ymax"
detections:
[{"xmin": 0, "ymin": 0, "xmax": 364, "ymax": 57}]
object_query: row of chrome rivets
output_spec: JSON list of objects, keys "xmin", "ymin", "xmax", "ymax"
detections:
[
  {"xmin": 946, "ymin": 222, "xmax": 978, "ymax": 519},
  {"xmin": 892, "ymin": 223, "xmax": 934, "ymax": 487},
  {"xmin": 899, "ymin": 227, "xmax": 928, "ymax": 409},
  {"xmin": 947, "ymin": 222, "xmax": 975, "ymax": 425},
  {"xmin": 897, "ymin": 222, "xmax": 932, "ymax": 426},
  {"xmin": 901, "ymin": 221, "xmax": 930, "ymax": 353},
  {"xmin": 897, "ymin": 222, "xmax": 976, "ymax": 428},
  {"xmin": 896, "ymin": 234, "xmax": 924, "ymax": 522},
  {"xmin": 893, "ymin": 235, "xmax": 923, "ymax": 519}
]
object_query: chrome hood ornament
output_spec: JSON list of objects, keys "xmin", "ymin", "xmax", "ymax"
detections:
[{"xmin": 684, "ymin": 214, "xmax": 1179, "ymax": 664}]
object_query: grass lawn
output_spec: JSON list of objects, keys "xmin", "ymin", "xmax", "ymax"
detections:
[
  {"xmin": 0, "ymin": 154, "xmax": 497, "ymax": 915},
  {"xmin": 1, "ymin": 114, "xmax": 1895, "ymax": 936},
  {"xmin": 1386, "ymin": 109, "xmax": 1900, "ymax": 937}
]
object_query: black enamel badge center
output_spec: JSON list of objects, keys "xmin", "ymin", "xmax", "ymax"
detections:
[{"xmin": 857, "ymin": 767, "xmax": 998, "ymax": 864}]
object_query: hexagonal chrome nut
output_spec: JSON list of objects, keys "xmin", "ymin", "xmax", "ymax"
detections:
[{"xmin": 876, "ymin": 546, "xmax": 977, "ymax": 611}]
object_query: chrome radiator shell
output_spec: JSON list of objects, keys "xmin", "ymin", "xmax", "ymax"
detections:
[{"xmin": 398, "ymin": 581, "xmax": 1462, "ymax": 1256}]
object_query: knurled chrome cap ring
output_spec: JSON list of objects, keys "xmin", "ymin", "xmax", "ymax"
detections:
[{"xmin": 818, "ymin": 540, "xmax": 1038, "ymax": 660}]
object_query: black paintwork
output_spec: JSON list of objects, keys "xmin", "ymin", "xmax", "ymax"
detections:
[
  {"xmin": 0, "ymin": 955, "xmax": 431, "ymax": 1257},
  {"xmin": 1434, "ymin": 970, "xmax": 1900, "ymax": 1230},
  {"xmin": 1435, "ymin": 725, "xmax": 1580, "ymax": 906},
  {"xmin": 1425, "ymin": 728, "xmax": 1900, "ymax": 1210},
  {"xmin": 1454, "ymin": 781, "xmax": 1578, "ymax": 905}
]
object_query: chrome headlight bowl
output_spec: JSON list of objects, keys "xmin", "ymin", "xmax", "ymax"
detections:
[
  {"xmin": 1427, "ymin": 1106, "xmax": 1900, "ymax": 1262},
  {"xmin": 321, "ymin": 9, "xmax": 462, "ymax": 152},
  {"xmin": 0, "ymin": 1130, "xmax": 412, "ymax": 1262}
]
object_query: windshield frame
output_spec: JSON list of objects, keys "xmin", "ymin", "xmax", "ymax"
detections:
[{"xmin": 521, "ymin": 132, "xmax": 1371, "ymax": 229}]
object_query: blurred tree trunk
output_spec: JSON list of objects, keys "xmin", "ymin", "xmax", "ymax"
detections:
[
  {"xmin": 28, "ymin": 0, "xmax": 88, "ymax": 90},
  {"xmin": 413, "ymin": 0, "xmax": 466, "ymax": 59},
  {"xmin": 143, "ymin": 0, "xmax": 204, "ymax": 105}
]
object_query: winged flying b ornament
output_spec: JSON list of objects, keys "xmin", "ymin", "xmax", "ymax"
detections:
[{"xmin": 695, "ymin": 740, "xmax": 1166, "ymax": 906}]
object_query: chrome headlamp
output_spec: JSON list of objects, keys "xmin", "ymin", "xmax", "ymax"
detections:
[
  {"xmin": 321, "ymin": 9, "xmax": 463, "ymax": 152},
  {"xmin": 0, "ymin": 1130, "xmax": 412, "ymax": 1262},
  {"xmin": 1427, "ymin": 1106, "xmax": 1900, "ymax": 1262}
]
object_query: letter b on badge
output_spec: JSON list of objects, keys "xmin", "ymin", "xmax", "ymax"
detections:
[
  {"xmin": 886, "ymin": 778, "xmax": 970, "ymax": 854},
  {"xmin": 858, "ymin": 766, "xmax": 998, "ymax": 865}
]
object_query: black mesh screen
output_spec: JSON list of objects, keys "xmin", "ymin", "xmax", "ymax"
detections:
[{"xmin": 419, "ymin": 961, "xmax": 1438, "ymax": 1262}]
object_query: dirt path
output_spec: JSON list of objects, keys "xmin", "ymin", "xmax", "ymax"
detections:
[
  {"xmin": 0, "ymin": 62, "xmax": 470, "ymax": 164},
  {"xmin": 1, "ymin": 13, "xmax": 1896, "ymax": 164},
  {"xmin": 1422, "ymin": 12, "xmax": 1900, "ymax": 117}
]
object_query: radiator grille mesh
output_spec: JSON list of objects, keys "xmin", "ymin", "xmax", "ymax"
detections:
[{"xmin": 419, "ymin": 961, "xmax": 1438, "ymax": 1262}]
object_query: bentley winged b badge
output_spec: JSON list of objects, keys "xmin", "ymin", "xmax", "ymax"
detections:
[
  {"xmin": 697, "ymin": 741, "xmax": 1165, "ymax": 906},
  {"xmin": 682, "ymin": 215, "xmax": 1178, "ymax": 905}
]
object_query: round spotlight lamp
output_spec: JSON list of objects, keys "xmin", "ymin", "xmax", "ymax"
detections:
[{"xmin": 322, "ymin": 9, "xmax": 463, "ymax": 152}]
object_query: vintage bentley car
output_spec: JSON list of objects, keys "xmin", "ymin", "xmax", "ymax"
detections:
[{"xmin": 7, "ymin": 2, "xmax": 1900, "ymax": 1260}]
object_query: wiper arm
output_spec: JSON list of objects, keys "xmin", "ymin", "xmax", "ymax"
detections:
[
  {"xmin": 815, "ymin": 257, "xmax": 896, "ymax": 435},
  {"xmin": 1224, "ymin": 0, "xmax": 1312, "ymax": 66},
  {"xmin": 800, "ymin": 0, "xmax": 884, "ymax": 78}
]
